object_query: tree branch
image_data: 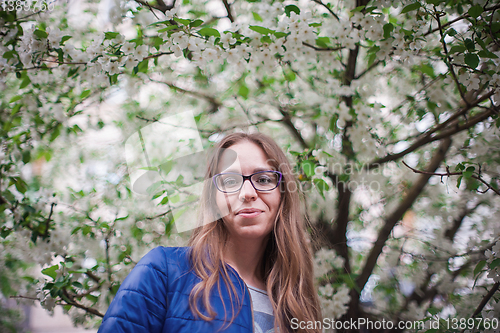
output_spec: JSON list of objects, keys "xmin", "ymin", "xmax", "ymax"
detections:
[
  {"xmin": 355, "ymin": 137, "xmax": 452, "ymax": 296},
  {"xmin": 148, "ymin": 77, "xmax": 221, "ymax": 113},
  {"xmin": 354, "ymin": 59, "xmax": 382, "ymax": 80},
  {"xmin": 134, "ymin": 0, "xmax": 176, "ymax": 14},
  {"xmin": 470, "ymin": 282, "xmax": 500, "ymax": 318},
  {"xmin": 434, "ymin": 6, "xmax": 468, "ymax": 106},
  {"xmin": 278, "ymin": 107, "xmax": 309, "ymax": 149},
  {"xmin": 425, "ymin": 4, "xmax": 500, "ymax": 36},
  {"xmin": 402, "ymin": 161, "xmax": 500, "ymax": 196},
  {"xmin": 62, "ymin": 289, "xmax": 104, "ymax": 317},
  {"xmin": 302, "ymin": 42, "xmax": 343, "ymax": 52},
  {"xmin": 367, "ymin": 94, "xmax": 496, "ymax": 169},
  {"xmin": 310, "ymin": 0, "xmax": 340, "ymax": 20},
  {"xmin": 221, "ymin": 0, "xmax": 234, "ymax": 23}
]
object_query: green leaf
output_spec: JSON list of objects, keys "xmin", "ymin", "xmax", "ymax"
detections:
[
  {"xmin": 137, "ymin": 59, "xmax": 149, "ymax": 73},
  {"xmin": 149, "ymin": 20, "xmax": 173, "ymax": 26},
  {"xmin": 316, "ymin": 37, "xmax": 330, "ymax": 48},
  {"xmin": 418, "ymin": 63, "xmax": 435, "ymax": 77},
  {"xmin": 283, "ymin": 69, "xmax": 296, "ymax": 82},
  {"xmin": 285, "ymin": 5, "xmax": 300, "ymax": 17},
  {"xmin": 313, "ymin": 179, "xmax": 330, "ymax": 199},
  {"xmin": 249, "ymin": 25, "xmax": 275, "ymax": 35},
  {"xmin": 383, "ymin": 23, "xmax": 394, "ymax": 39},
  {"xmin": 350, "ymin": 5, "xmax": 365, "ymax": 13},
  {"xmin": 464, "ymin": 38, "xmax": 475, "ymax": 51},
  {"xmin": 86, "ymin": 294, "xmax": 98, "ymax": 303},
  {"xmin": 34, "ymin": 29, "xmax": 48, "ymax": 38},
  {"xmin": 72, "ymin": 281, "xmax": 83, "ymax": 289},
  {"xmin": 14, "ymin": 178, "xmax": 28, "ymax": 194},
  {"xmin": 302, "ymin": 160, "xmax": 316, "ymax": 178},
  {"xmin": 104, "ymin": 32, "xmax": 119, "ymax": 40},
  {"xmin": 463, "ymin": 166, "xmax": 475, "ymax": 178},
  {"xmin": 160, "ymin": 196, "xmax": 169, "ymax": 205},
  {"xmin": 252, "ymin": 12, "xmax": 263, "ymax": 22},
  {"xmin": 238, "ymin": 85, "xmax": 249, "ymax": 99},
  {"xmin": 80, "ymin": 90, "xmax": 91, "ymax": 99},
  {"xmin": 2, "ymin": 50, "xmax": 15, "ymax": 59},
  {"xmin": 197, "ymin": 27, "xmax": 220, "ymax": 38},
  {"xmin": 274, "ymin": 32, "xmax": 288, "ymax": 38},
  {"xmin": 61, "ymin": 36, "xmax": 72, "ymax": 43},
  {"xmin": 57, "ymin": 49, "xmax": 64, "ymax": 63},
  {"xmin": 449, "ymin": 45, "xmax": 466, "ymax": 54},
  {"xmin": 491, "ymin": 258, "xmax": 500, "ymax": 269},
  {"xmin": 474, "ymin": 260, "xmax": 486, "ymax": 277},
  {"xmin": 464, "ymin": 53, "xmax": 479, "ymax": 69},
  {"xmin": 427, "ymin": 307, "xmax": 439, "ymax": 315},
  {"xmin": 11, "ymin": 104, "xmax": 22, "ymax": 116},
  {"xmin": 20, "ymin": 76, "xmax": 31, "ymax": 89},
  {"xmin": 456, "ymin": 175, "xmax": 463, "ymax": 188},
  {"xmin": 468, "ymin": 5, "xmax": 483, "ymax": 18},
  {"xmin": 475, "ymin": 37, "xmax": 487, "ymax": 50},
  {"xmin": 478, "ymin": 50, "xmax": 498, "ymax": 58},
  {"xmin": 189, "ymin": 19, "xmax": 204, "ymax": 27},
  {"xmin": 401, "ymin": 3, "xmax": 421, "ymax": 13},
  {"xmin": 445, "ymin": 28, "xmax": 457, "ymax": 36},
  {"xmin": 173, "ymin": 17, "xmax": 191, "ymax": 25},
  {"xmin": 42, "ymin": 265, "xmax": 59, "ymax": 280},
  {"xmin": 158, "ymin": 26, "xmax": 178, "ymax": 33},
  {"xmin": 9, "ymin": 95, "xmax": 22, "ymax": 103}
]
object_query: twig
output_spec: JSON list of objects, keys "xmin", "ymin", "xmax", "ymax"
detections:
[
  {"xmin": 43, "ymin": 202, "xmax": 56, "ymax": 237},
  {"xmin": 402, "ymin": 161, "xmax": 500, "ymax": 196},
  {"xmin": 354, "ymin": 59, "xmax": 382, "ymax": 80},
  {"xmin": 16, "ymin": 10, "xmax": 44, "ymax": 21},
  {"xmin": 470, "ymin": 282, "xmax": 500, "ymax": 318},
  {"xmin": 310, "ymin": 0, "xmax": 340, "ymax": 20},
  {"xmin": 367, "ymin": 95, "xmax": 496, "ymax": 169},
  {"xmin": 144, "ymin": 52, "xmax": 173, "ymax": 60},
  {"xmin": 425, "ymin": 4, "xmax": 500, "ymax": 36},
  {"xmin": 62, "ymin": 289, "xmax": 104, "ymax": 317},
  {"xmin": 302, "ymin": 41, "xmax": 343, "ymax": 52},
  {"xmin": 104, "ymin": 229, "xmax": 113, "ymax": 285},
  {"xmin": 434, "ymin": 6, "xmax": 468, "ymax": 105},
  {"xmin": 10, "ymin": 295, "xmax": 39, "ymax": 301},
  {"xmin": 222, "ymin": 0, "xmax": 234, "ymax": 23},
  {"xmin": 148, "ymin": 77, "xmax": 221, "ymax": 112}
]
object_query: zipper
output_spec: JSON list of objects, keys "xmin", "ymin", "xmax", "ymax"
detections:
[{"xmin": 226, "ymin": 264, "xmax": 255, "ymax": 333}]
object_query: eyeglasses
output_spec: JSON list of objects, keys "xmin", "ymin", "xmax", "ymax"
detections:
[{"xmin": 213, "ymin": 171, "xmax": 283, "ymax": 193}]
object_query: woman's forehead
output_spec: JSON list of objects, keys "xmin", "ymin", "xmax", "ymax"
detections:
[{"xmin": 218, "ymin": 142, "xmax": 273, "ymax": 172}]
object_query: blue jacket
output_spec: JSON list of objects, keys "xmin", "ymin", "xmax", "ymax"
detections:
[{"xmin": 98, "ymin": 247, "xmax": 254, "ymax": 333}]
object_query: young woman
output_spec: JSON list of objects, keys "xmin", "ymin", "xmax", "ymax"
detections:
[{"xmin": 98, "ymin": 132, "xmax": 322, "ymax": 333}]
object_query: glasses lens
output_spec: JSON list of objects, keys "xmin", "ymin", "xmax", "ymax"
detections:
[
  {"xmin": 215, "ymin": 174, "xmax": 243, "ymax": 192},
  {"xmin": 251, "ymin": 171, "xmax": 280, "ymax": 191}
]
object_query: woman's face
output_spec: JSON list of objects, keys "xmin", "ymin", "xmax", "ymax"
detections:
[{"xmin": 215, "ymin": 140, "xmax": 281, "ymax": 242}]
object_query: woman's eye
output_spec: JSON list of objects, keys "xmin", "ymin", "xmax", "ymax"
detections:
[
  {"xmin": 256, "ymin": 176, "xmax": 272, "ymax": 184},
  {"xmin": 223, "ymin": 177, "xmax": 238, "ymax": 186}
]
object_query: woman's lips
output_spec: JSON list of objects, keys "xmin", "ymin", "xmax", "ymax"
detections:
[{"xmin": 236, "ymin": 209, "xmax": 263, "ymax": 218}]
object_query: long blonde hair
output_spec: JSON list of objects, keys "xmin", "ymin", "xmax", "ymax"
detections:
[{"xmin": 188, "ymin": 132, "xmax": 322, "ymax": 332}]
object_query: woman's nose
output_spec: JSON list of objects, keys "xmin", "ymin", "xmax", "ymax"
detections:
[{"xmin": 238, "ymin": 179, "xmax": 257, "ymax": 201}]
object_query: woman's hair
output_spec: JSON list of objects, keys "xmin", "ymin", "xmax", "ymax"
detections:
[{"xmin": 188, "ymin": 132, "xmax": 322, "ymax": 332}]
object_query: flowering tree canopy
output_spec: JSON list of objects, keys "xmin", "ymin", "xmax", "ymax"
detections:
[{"xmin": 1, "ymin": 0, "xmax": 500, "ymax": 331}]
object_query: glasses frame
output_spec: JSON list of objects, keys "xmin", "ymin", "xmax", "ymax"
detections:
[{"xmin": 213, "ymin": 170, "xmax": 283, "ymax": 193}]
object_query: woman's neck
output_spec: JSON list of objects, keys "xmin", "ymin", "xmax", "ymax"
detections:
[{"xmin": 223, "ymin": 237, "xmax": 268, "ymax": 290}]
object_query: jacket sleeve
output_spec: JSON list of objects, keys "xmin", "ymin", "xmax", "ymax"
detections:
[{"xmin": 98, "ymin": 247, "xmax": 169, "ymax": 333}]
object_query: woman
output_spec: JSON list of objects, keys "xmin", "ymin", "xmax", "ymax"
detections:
[{"xmin": 98, "ymin": 132, "xmax": 322, "ymax": 333}]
